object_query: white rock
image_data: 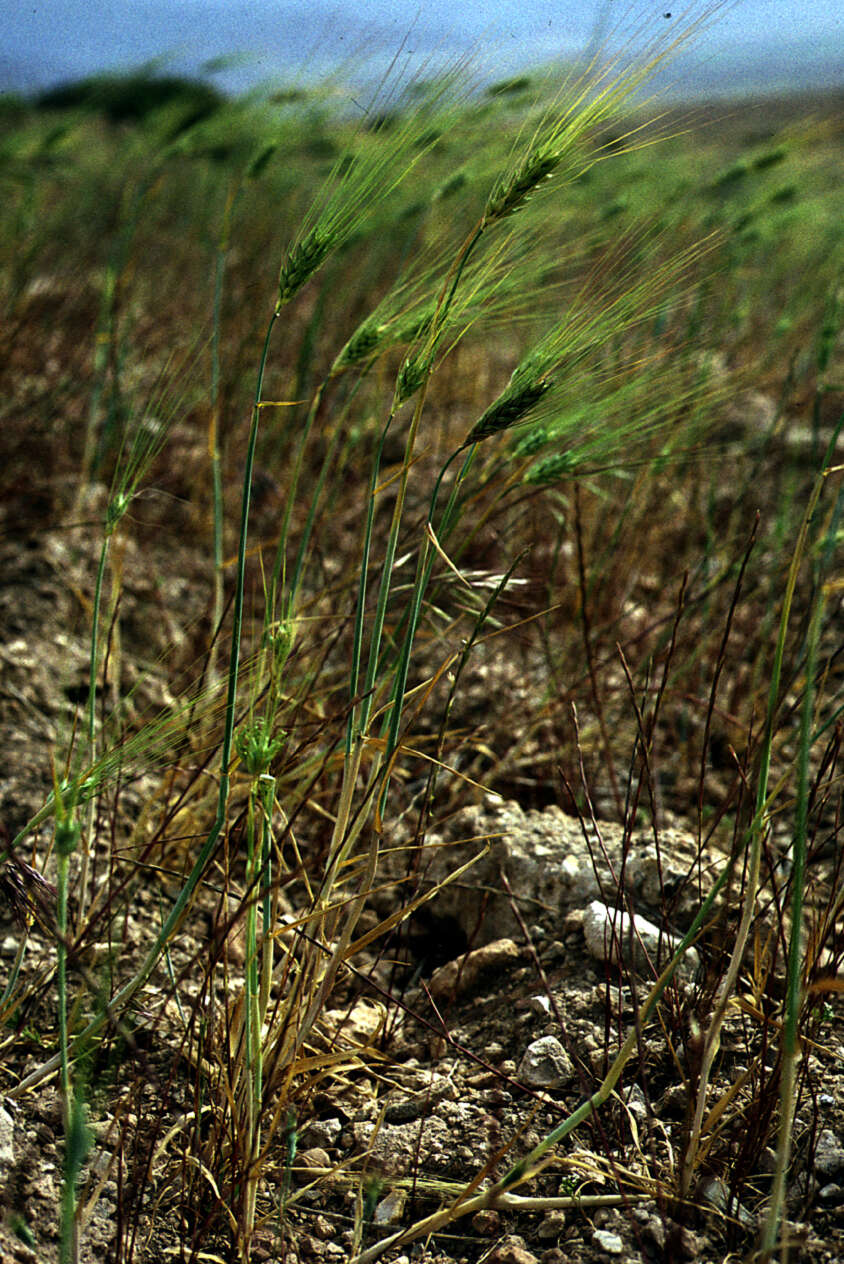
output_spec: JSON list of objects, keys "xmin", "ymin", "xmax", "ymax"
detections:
[
  {"xmin": 582, "ymin": 901, "xmax": 699, "ymax": 975},
  {"xmin": 374, "ymin": 1188, "xmax": 407, "ymax": 1224},
  {"xmin": 386, "ymin": 798, "xmax": 717, "ymax": 948},
  {"xmin": 0, "ymin": 1105, "xmax": 14, "ymax": 1165},
  {"xmin": 622, "ymin": 1083, "xmax": 648, "ymax": 1128},
  {"xmin": 701, "ymin": 1176, "xmax": 755, "ymax": 1226},
  {"xmin": 592, "ymin": 1228, "xmax": 624, "ymax": 1254},
  {"xmin": 517, "ymin": 1036, "xmax": 573, "ymax": 1089}
]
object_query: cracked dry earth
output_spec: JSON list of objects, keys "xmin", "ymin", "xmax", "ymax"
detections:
[{"xmin": 0, "ymin": 526, "xmax": 843, "ymax": 1264}]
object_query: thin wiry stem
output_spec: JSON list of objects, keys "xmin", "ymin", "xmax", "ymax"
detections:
[
  {"xmin": 760, "ymin": 577, "xmax": 825, "ymax": 1258},
  {"xmin": 681, "ymin": 466, "xmax": 830, "ymax": 1198},
  {"xmin": 9, "ymin": 309, "xmax": 280, "ymax": 1096}
]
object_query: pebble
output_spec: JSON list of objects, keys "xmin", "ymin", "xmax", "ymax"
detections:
[
  {"xmin": 517, "ymin": 1035, "xmax": 573, "ymax": 1089},
  {"xmin": 583, "ymin": 900, "xmax": 699, "ymax": 975},
  {"xmin": 485, "ymin": 1235, "xmax": 539, "ymax": 1264},
  {"xmin": 592, "ymin": 1228, "xmax": 624, "ymax": 1254},
  {"xmin": 0, "ymin": 1104, "xmax": 15, "ymax": 1166},
  {"xmin": 300, "ymin": 1116, "xmax": 342, "ymax": 1150},
  {"xmin": 373, "ymin": 1188, "xmax": 406, "ymax": 1224},
  {"xmin": 537, "ymin": 1210, "xmax": 566, "ymax": 1239},
  {"xmin": 471, "ymin": 1209, "xmax": 501, "ymax": 1234},
  {"xmin": 622, "ymin": 1083, "xmax": 648, "ymax": 1128},
  {"xmin": 814, "ymin": 1129, "xmax": 844, "ymax": 1179},
  {"xmin": 294, "ymin": 1147, "xmax": 330, "ymax": 1180},
  {"xmin": 701, "ymin": 1176, "xmax": 755, "ymax": 1227},
  {"xmin": 429, "ymin": 937, "xmax": 522, "ymax": 1000}
]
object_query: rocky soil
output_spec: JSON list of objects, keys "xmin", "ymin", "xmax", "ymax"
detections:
[
  {"xmin": 0, "ymin": 523, "xmax": 842, "ymax": 1264},
  {"xmin": 0, "ymin": 379, "xmax": 841, "ymax": 1263}
]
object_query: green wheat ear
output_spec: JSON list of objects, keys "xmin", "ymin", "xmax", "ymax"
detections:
[
  {"xmin": 485, "ymin": 150, "xmax": 561, "ymax": 223},
  {"xmin": 462, "ymin": 376, "xmax": 553, "ymax": 446},
  {"xmin": 278, "ymin": 228, "xmax": 334, "ymax": 304},
  {"xmin": 234, "ymin": 717, "xmax": 286, "ymax": 777}
]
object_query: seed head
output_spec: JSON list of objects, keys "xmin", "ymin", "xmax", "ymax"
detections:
[
  {"xmin": 0, "ymin": 855, "xmax": 58, "ymax": 931},
  {"xmin": 278, "ymin": 229, "xmax": 333, "ymax": 305},
  {"xmin": 525, "ymin": 449, "xmax": 578, "ymax": 484},
  {"xmin": 337, "ymin": 322, "xmax": 382, "ymax": 368},
  {"xmin": 462, "ymin": 377, "xmax": 552, "ymax": 448},
  {"xmin": 486, "ymin": 150, "xmax": 560, "ymax": 223},
  {"xmin": 513, "ymin": 423, "xmax": 549, "ymax": 458},
  {"xmin": 235, "ymin": 718, "xmax": 286, "ymax": 777},
  {"xmin": 396, "ymin": 351, "xmax": 434, "ymax": 405}
]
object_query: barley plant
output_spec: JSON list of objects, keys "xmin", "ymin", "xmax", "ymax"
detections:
[{"xmin": 0, "ymin": 7, "xmax": 841, "ymax": 1264}]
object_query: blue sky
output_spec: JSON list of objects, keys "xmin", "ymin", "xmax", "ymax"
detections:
[{"xmin": 1, "ymin": 2, "xmax": 841, "ymax": 97}]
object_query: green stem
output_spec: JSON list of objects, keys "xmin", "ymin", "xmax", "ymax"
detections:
[
  {"xmin": 56, "ymin": 847, "xmax": 75, "ymax": 1264},
  {"xmin": 681, "ymin": 466, "xmax": 829, "ymax": 1197},
  {"xmin": 9, "ymin": 307, "xmax": 280, "ymax": 1098},
  {"xmin": 267, "ymin": 378, "xmax": 327, "ymax": 621},
  {"xmin": 258, "ymin": 773, "xmax": 276, "ymax": 1018},
  {"xmin": 206, "ymin": 195, "xmax": 230, "ymax": 688},
  {"xmin": 760, "ymin": 589, "xmax": 824, "ymax": 1258},
  {"xmin": 243, "ymin": 784, "xmax": 262, "ymax": 1252},
  {"xmin": 379, "ymin": 443, "xmax": 475, "ymax": 813},
  {"xmin": 78, "ymin": 532, "xmax": 111, "ymax": 924},
  {"xmin": 57, "ymin": 845, "xmax": 70, "ymax": 1110},
  {"xmin": 351, "ymin": 218, "xmax": 485, "ymax": 758}
]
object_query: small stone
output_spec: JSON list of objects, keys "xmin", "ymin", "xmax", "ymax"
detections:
[
  {"xmin": 383, "ymin": 1073, "xmax": 455, "ymax": 1124},
  {"xmin": 429, "ymin": 938, "xmax": 522, "ymax": 1000},
  {"xmin": 701, "ymin": 1177, "xmax": 754, "ymax": 1226},
  {"xmin": 250, "ymin": 1230, "xmax": 278, "ymax": 1262},
  {"xmin": 562, "ymin": 908, "xmax": 584, "ymax": 936},
  {"xmin": 471, "ymin": 1209, "xmax": 501, "ymax": 1234},
  {"xmin": 583, "ymin": 900, "xmax": 698, "ymax": 975},
  {"xmin": 374, "ymin": 1188, "xmax": 407, "ymax": 1224},
  {"xmin": 642, "ymin": 1214, "xmax": 666, "ymax": 1249},
  {"xmin": 300, "ymin": 1117, "xmax": 342, "ymax": 1150},
  {"xmin": 486, "ymin": 1235, "xmax": 539, "ymax": 1264},
  {"xmin": 518, "ymin": 1036, "xmax": 573, "ymax": 1089},
  {"xmin": 311, "ymin": 1216, "xmax": 334, "ymax": 1240},
  {"xmin": 28, "ymin": 1171, "xmax": 56, "ymax": 1201},
  {"xmin": 659, "ymin": 1083, "xmax": 688, "ymax": 1116},
  {"xmin": 537, "ymin": 1210, "xmax": 566, "ymax": 1239},
  {"xmin": 0, "ymin": 1105, "xmax": 15, "ymax": 1165},
  {"xmin": 324, "ymin": 998, "xmax": 385, "ymax": 1043},
  {"xmin": 622, "ymin": 1084, "xmax": 648, "ymax": 1128},
  {"xmin": 295, "ymin": 1146, "xmax": 330, "ymax": 1180},
  {"xmin": 814, "ymin": 1129, "xmax": 844, "ymax": 1179},
  {"xmin": 592, "ymin": 1228, "xmax": 624, "ymax": 1255}
]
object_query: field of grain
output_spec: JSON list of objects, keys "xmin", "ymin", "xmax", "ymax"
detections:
[{"xmin": 0, "ymin": 40, "xmax": 841, "ymax": 1264}]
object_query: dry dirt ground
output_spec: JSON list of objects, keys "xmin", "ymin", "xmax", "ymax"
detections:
[{"xmin": 0, "ymin": 500, "xmax": 842, "ymax": 1264}]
